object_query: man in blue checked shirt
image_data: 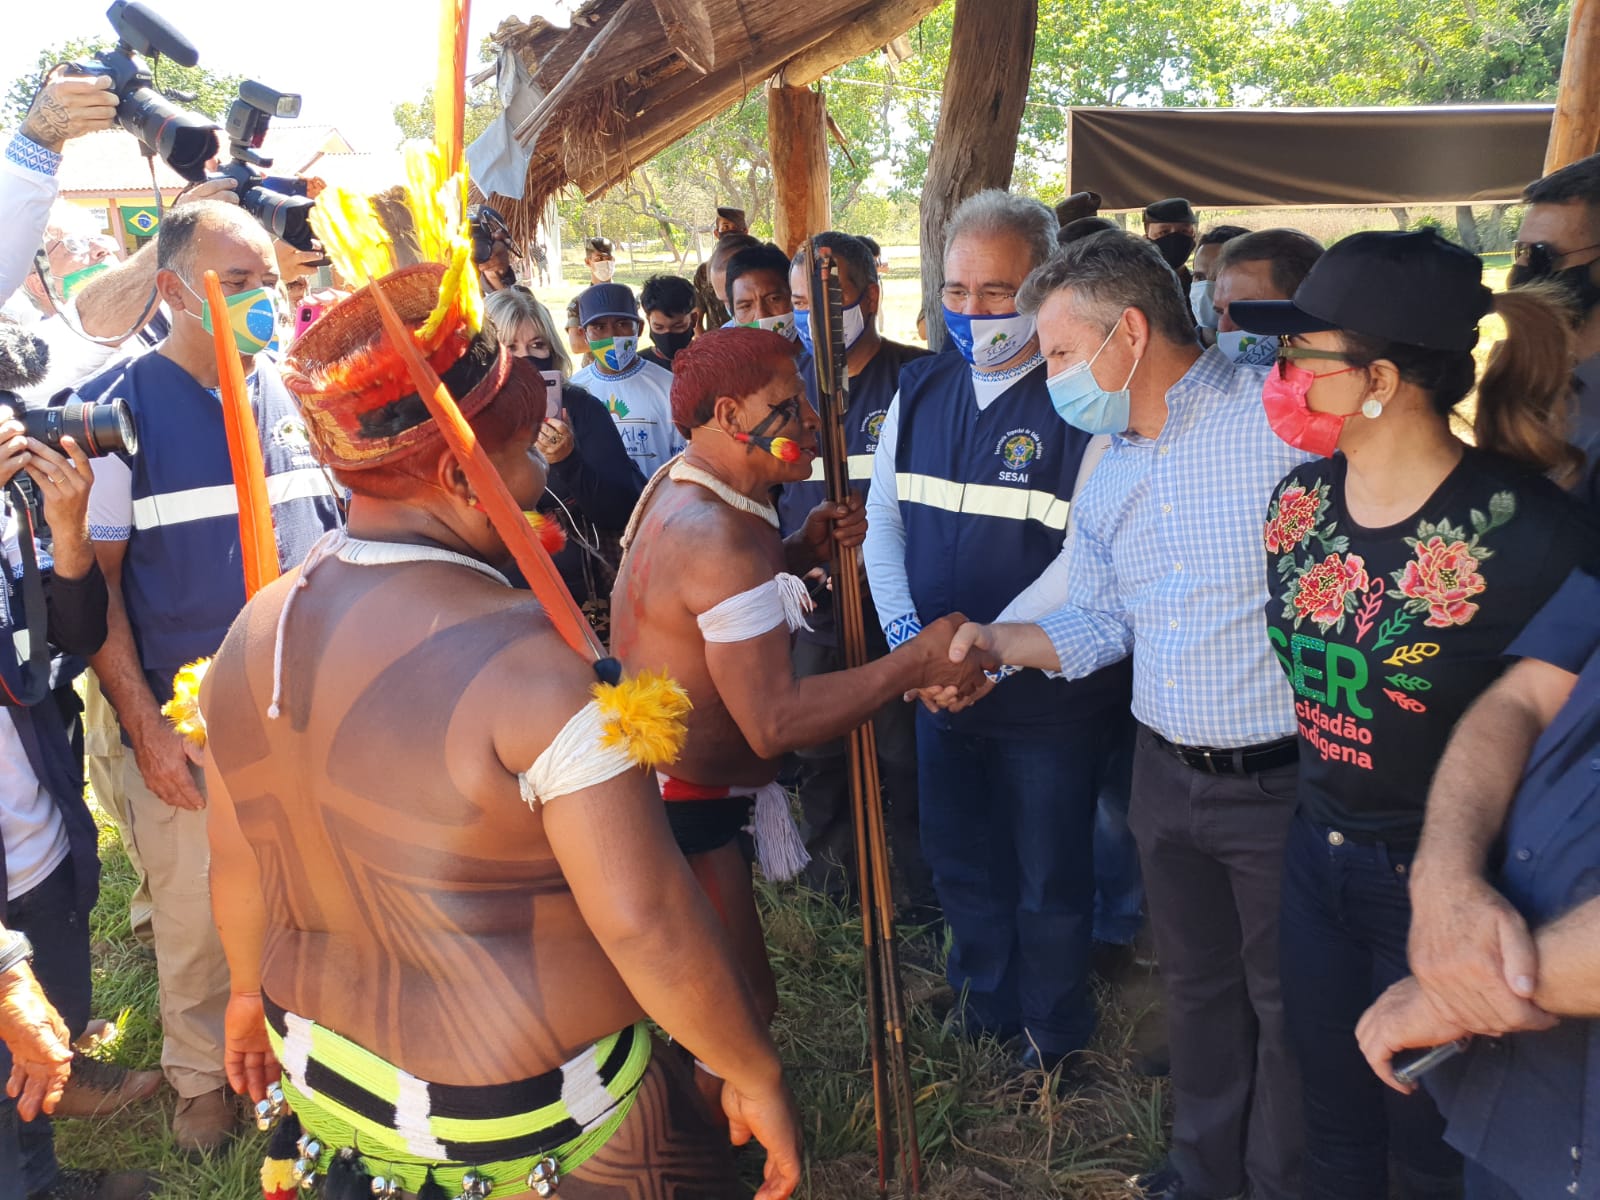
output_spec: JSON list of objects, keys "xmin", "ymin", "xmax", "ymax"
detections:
[{"xmin": 947, "ymin": 229, "xmax": 1311, "ymax": 1200}]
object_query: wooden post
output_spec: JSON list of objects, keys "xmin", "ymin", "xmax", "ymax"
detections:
[
  {"xmin": 768, "ymin": 83, "xmax": 831, "ymax": 257},
  {"xmin": 1547, "ymin": 0, "xmax": 1600, "ymax": 174},
  {"xmin": 918, "ymin": 0, "xmax": 1038, "ymax": 351}
]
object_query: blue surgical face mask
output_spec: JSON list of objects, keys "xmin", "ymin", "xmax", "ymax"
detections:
[
  {"xmin": 795, "ymin": 300, "xmax": 866, "ymax": 357},
  {"xmin": 1045, "ymin": 321, "xmax": 1140, "ymax": 435},
  {"xmin": 1190, "ymin": 279, "xmax": 1218, "ymax": 330},
  {"xmin": 943, "ymin": 307, "xmax": 1036, "ymax": 369}
]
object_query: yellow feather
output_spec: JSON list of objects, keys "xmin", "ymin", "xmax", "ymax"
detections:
[
  {"xmin": 308, "ymin": 187, "xmax": 394, "ymax": 286},
  {"xmin": 593, "ymin": 670, "xmax": 693, "ymax": 767},
  {"xmin": 162, "ymin": 658, "xmax": 212, "ymax": 749},
  {"xmin": 261, "ymin": 1158, "xmax": 298, "ymax": 1193}
]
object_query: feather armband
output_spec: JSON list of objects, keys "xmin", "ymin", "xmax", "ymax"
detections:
[{"xmin": 162, "ymin": 658, "xmax": 212, "ymax": 748}]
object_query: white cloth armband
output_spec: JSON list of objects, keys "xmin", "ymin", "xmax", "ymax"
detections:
[
  {"xmin": 519, "ymin": 701, "xmax": 638, "ymax": 807},
  {"xmin": 696, "ymin": 574, "xmax": 814, "ymax": 642}
]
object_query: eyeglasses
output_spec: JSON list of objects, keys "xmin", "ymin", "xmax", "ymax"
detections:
[
  {"xmin": 44, "ymin": 235, "xmax": 97, "ymax": 258},
  {"xmin": 1512, "ymin": 240, "xmax": 1600, "ymax": 275},
  {"xmin": 939, "ymin": 284, "xmax": 1019, "ymax": 308},
  {"xmin": 1275, "ymin": 344, "xmax": 1364, "ymax": 378}
]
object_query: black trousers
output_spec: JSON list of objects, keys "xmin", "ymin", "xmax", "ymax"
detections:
[{"xmin": 1130, "ymin": 726, "xmax": 1303, "ymax": 1200}]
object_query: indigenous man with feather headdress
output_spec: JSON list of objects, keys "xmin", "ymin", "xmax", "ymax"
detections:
[{"xmin": 198, "ymin": 154, "xmax": 802, "ymax": 1200}]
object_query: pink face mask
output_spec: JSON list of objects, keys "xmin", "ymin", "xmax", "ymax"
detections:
[{"xmin": 1261, "ymin": 360, "xmax": 1357, "ymax": 458}]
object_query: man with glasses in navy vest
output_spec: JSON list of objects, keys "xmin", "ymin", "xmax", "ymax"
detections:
[
  {"xmin": 77, "ymin": 201, "xmax": 342, "ymax": 1158},
  {"xmin": 863, "ymin": 190, "xmax": 1135, "ymax": 1091}
]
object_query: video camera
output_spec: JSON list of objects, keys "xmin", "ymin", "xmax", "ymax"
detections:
[
  {"xmin": 67, "ymin": 3, "xmax": 318, "ymax": 251},
  {"xmin": 214, "ymin": 82, "xmax": 318, "ymax": 252},
  {"xmin": 68, "ymin": 1, "xmax": 217, "ymax": 183}
]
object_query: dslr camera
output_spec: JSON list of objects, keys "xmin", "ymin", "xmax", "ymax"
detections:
[
  {"xmin": 68, "ymin": 0, "xmax": 217, "ymax": 183},
  {"xmin": 68, "ymin": 3, "xmax": 318, "ymax": 251},
  {"xmin": 0, "ymin": 320, "xmax": 138, "ymax": 459}
]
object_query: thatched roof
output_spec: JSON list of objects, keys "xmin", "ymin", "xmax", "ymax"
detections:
[{"xmin": 489, "ymin": 0, "xmax": 940, "ymax": 226}]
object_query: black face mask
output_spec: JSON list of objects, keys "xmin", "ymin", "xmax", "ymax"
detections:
[
  {"xmin": 1153, "ymin": 232, "xmax": 1196, "ymax": 271},
  {"xmin": 652, "ymin": 328, "xmax": 694, "ymax": 361},
  {"xmin": 521, "ymin": 353, "xmax": 556, "ymax": 371},
  {"xmin": 1508, "ymin": 258, "xmax": 1600, "ymax": 314}
]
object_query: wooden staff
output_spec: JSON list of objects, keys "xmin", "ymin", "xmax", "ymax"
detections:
[
  {"xmin": 806, "ymin": 242, "xmax": 923, "ymax": 1194},
  {"xmin": 363, "ymin": 273, "xmax": 608, "ymax": 665},
  {"xmin": 204, "ymin": 270, "xmax": 279, "ymax": 599}
]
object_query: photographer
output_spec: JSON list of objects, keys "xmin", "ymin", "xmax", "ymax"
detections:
[
  {"xmin": 0, "ymin": 318, "xmax": 152, "ymax": 1199},
  {"xmin": 79, "ymin": 200, "xmax": 341, "ymax": 1158},
  {"xmin": 0, "ymin": 72, "xmax": 118, "ymax": 306}
]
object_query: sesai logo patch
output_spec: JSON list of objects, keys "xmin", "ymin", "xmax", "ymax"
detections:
[
  {"xmin": 996, "ymin": 428, "xmax": 1042, "ymax": 481},
  {"xmin": 863, "ymin": 409, "xmax": 887, "ymax": 450}
]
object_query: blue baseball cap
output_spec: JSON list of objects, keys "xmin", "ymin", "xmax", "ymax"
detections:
[{"xmin": 577, "ymin": 283, "xmax": 639, "ymax": 327}]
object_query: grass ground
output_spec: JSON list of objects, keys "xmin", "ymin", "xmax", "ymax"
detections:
[{"xmin": 55, "ymin": 815, "xmax": 1170, "ymax": 1199}]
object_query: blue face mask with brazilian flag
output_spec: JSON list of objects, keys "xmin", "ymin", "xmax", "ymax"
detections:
[{"xmin": 182, "ymin": 279, "xmax": 277, "ymax": 355}]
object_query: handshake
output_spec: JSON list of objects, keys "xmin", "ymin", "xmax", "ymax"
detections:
[{"xmin": 895, "ymin": 614, "xmax": 1007, "ymax": 713}]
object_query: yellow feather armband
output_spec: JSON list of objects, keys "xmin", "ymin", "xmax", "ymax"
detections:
[
  {"xmin": 592, "ymin": 669, "xmax": 692, "ymax": 767},
  {"xmin": 162, "ymin": 658, "xmax": 212, "ymax": 748}
]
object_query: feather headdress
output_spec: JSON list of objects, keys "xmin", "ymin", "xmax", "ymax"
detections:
[{"xmin": 280, "ymin": 145, "xmax": 504, "ymax": 470}]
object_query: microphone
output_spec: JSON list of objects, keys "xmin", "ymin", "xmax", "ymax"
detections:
[
  {"xmin": 0, "ymin": 316, "xmax": 49, "ymax": 395},
  {"xmin": 111, "ymin": 1, "xmax": 202, "ymax": 68}
]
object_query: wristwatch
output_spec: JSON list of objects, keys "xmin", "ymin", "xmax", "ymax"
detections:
[{"xmin": 0, "ymin": 930, "xmax": 33, "ymax": 977}]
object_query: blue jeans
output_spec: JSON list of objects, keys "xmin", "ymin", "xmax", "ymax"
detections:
[
  {"xmin": 1092, "ymin": 721, "xmax": 1141, "ymax": 945},
  {"xmin": 1280, "ymin": 813, "xmax": 1462, "ymax": 1200},
  {"xmin": 916, "ymin": 710, "xmax": 1119, "ymax": 1055},
  {"xmin": 0, "ymin": 859, "xmax": 93, "ymax": 1200}
]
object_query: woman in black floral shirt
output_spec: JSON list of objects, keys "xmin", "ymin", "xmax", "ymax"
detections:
[{"xmin": 1233, "ymin": 230, "xmax": 1600, "ymax": 1200}]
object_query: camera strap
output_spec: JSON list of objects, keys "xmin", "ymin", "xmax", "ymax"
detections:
[{"xmin": 0, "ymin": 481, "xmax": 53, "ymax": 709}]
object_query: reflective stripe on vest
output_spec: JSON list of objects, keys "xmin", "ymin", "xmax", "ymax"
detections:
[
  {"xmin": 804, "ymin": 454, "xmax": 875, "ymax": 483},
  {"xmin": 130, "ymin": 466, "xmax": 333, "ymax": 531},
  {"xmin": 894, "ymin": 471, "xmax": 1071, "ymax": 530}
]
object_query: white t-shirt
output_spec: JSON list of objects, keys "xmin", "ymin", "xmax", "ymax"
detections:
[
  {"xmin": 570, "ymin": 358, "xmax": 683, "ymax": 480},
  {"xmin": 0, "ymin": 506, "xmax": 67, "ymax": 900}
]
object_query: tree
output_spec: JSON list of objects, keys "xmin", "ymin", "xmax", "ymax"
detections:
[{"xmin": 5, "ymin": 38, "xmax": 243, "ymax": 129}]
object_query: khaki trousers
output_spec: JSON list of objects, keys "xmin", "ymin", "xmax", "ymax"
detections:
[
  {"xmin": 120, "ymin": 756, "xmax": 228, "ymax": 1097},
  {"xmin": 80, "ymin": 673, "xmax": 153, "ymax": 947}
]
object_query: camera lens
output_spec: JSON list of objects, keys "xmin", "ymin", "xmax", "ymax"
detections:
[
  {"xmin": 21, "ymin": 399, "xmax": 138, "ymax": 458},
  {"xmin": 118, "ymin": 87, "xmax": 218, "ymax": 183},
  {"xmin": 240, "ymin": 187, "xmax": 317, "ymax": 252}
]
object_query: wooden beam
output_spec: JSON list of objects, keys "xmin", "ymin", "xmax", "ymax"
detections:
[
  {"xmin": 776, "ymin": 0, "xmax": 944, "ymax": 87},
  {"xmin": 651, "ymin": 0, "xmax": 717, "ymax": 74},
  {"xmin": 1547, "ymin": 0, "xmax": 1600, "ymax": 174},
  {"xmin": 918, "ymin": 0, "xmax": 1037, "ymax": 351},
  {"xmin": 514, "ymin": 0, "xmax": 646, "ymax": 149},
  {"xmin": 768, "ymin": 84, "xmax": 831, "ymax": 255}
]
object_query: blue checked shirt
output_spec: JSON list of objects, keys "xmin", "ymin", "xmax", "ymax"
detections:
[{"xmin": 1035, "ymin": 347, "xmax": 1312, "ymax": 747}]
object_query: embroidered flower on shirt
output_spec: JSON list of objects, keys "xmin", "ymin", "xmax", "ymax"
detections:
[
  {"xmin": 1265, "ymin": 483, "xmax": 1324, "ymax": 555},
  {"xmin": 1396, "ymin": 537, "xmax": 1488, "ymax": 627},
  {"xmin": 1388, "ymin": 492, "xmax": 1514, "ymax": 629},
  {"xmin": 1285, "ymin": 552, "xmax": 1369, "ymax": 631}
]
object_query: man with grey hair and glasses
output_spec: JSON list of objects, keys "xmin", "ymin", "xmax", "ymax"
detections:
[
  {"xmin": 863, "ymin": 190, "xmax": 1135, "ymax": 1092},
  {"xmin": 945, "ymin": 229, "xmax": 1309, "ymax": 1200}
]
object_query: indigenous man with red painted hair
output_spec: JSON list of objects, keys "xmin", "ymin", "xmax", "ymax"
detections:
[
  {"xmin": 202, "ymin": 265, "xmax": 802, "ymax": 1199},
  {"xmin": 611, "ymin": 326, "xmax": 990, "ymax": 1041}
]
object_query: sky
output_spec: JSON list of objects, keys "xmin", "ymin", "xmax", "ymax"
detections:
[{"xmin": 2, "ymin": 0, "xmax": 545, "ymax": 151}]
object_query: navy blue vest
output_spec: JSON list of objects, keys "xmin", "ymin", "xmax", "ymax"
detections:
[
  {"xmin": 78, "ymin": 353, "xmax": 342, "ymax": 704},
  {"xmin": 780, "ymin": 339, "xmax": 929, "ymax": 648},
  {"xmin": 895, "ymin": 351, "xmax": 1131, "ymax": 736}
]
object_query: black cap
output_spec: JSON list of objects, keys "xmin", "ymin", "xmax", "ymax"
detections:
[
  {"xmin": 585, "ymin": 236, "xmax": 613, "ymax": 256},
  {"xmin": 1144, "ymin": 197, "xmax": 1196, "ymax": 225},
  {"xmin": 1060, "ymin": 216, "xmax": 1118, "ymax": 245},
  {"xmin": 716, "ymin": 206, "xmax": 747, "ymax": 226},
  {"xmin": 1055, "ymin": 190, "xmax": 1103, "ymax": 226},
  {"xmin": 1230, "ymin": 229, "xmax": 1491, "ymax": 353}
]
